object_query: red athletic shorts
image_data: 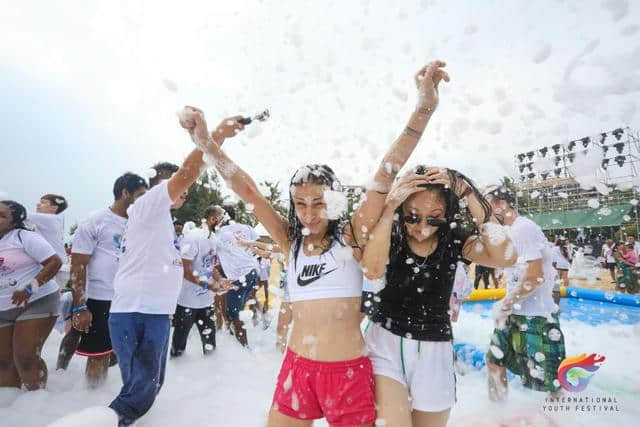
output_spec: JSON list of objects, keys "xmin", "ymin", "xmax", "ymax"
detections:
[{"xmin": 272, "ymin": 349, "xmax": 376, "ymax": 426}]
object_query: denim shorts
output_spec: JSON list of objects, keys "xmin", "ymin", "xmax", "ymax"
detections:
[{"xmin": 0, "ymin": 291, "xmax": 60, "ymax": 327}]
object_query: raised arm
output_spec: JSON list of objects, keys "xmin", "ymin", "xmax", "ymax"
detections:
[
  {"xmin": 349, "ymin": 61, "xmax": 450, "ymax": 250},
  {"xmin": 179, "ymin": 108, "xmax": 290, "ymax": 253}
]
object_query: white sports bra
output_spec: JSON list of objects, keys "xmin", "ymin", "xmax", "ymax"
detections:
[{"xmin": 285, "ymin": 240, "xmax": 363, "ymax": 302}]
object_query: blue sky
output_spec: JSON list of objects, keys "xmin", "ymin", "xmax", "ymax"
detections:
[{"xmin": 1, "ymin": 0, "xmax": 639, "ymax": 231}]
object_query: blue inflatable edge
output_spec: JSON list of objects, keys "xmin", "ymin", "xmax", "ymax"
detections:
[
  {"xmin": 565, "ymin": 287, "xmax": 640, "ymax": 307},
  {"xmin": 453, "ymin": 342, "xmax": 515, "ymax": 380}
]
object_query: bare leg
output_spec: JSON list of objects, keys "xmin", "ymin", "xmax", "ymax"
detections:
[
  {"xmin": 267, "ymin": 407, "xmax": 313, "ymax": 427},
  {"xmin": 86, "ymin": 354, "xmax": 110, "ymax": 388},
  {"xmin": 13, "ymin": 316, "xmax": 56, "ymax": 390},
  {"xmin": 56, "ymin": 327, "xmax": 81, "ymax": 370},
  {"xmin": 231, "ymin": 318, "xmax": 248, "ymax": 346},
  {"xmin": 0, "ymin": 325, "xmax": 21, "ymax": 388},
  {"xmin": 412, "ymin": 408, "xmax": 451, "ymax": 427},
  {"xmin": 374, "ymin": 375, "xmax": 413, "ymax": 427},
  {"xmin": 486, "ymin": 359, "xmax": 508, "ymax": 402}
]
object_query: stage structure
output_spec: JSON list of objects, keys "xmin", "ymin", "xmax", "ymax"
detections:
[{"xmin": 511, "ymin": 127, "xmax": 640, "ymax": 236}]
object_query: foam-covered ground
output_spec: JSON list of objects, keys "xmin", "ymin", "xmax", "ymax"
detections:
[{"xmin": 1, "ymin": 300, "xmax": 639, "ymax": 426}]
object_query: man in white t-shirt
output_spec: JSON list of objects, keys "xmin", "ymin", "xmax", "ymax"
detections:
[
  {"xmin": 602, "ymin": 238, "xmax": 616, "ymax": 283},
  {"xmin": 206, "ymin": 205, "xmax": 259, "ymax": 346},
  {"xmin": 56, "ymin": 173, "xmax": 148, "ymax": 386},
  {"xmin": 484, "ymin": 186, "xmax": 566, "ymax": 401},
  {"xmin": 107, "ymin": 108, "xmax": 245, "ymax": 427}
]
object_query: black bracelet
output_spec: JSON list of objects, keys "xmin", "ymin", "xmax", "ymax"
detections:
[{"xmin": 403, "ymin": 126, "xmax": 423, "ymax": 139}]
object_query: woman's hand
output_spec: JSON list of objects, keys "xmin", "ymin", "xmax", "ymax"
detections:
[
  {"xmin": 415, "ymin": 60, "xmax": 450, "ymax": 112},
  {"xmin": 385, "ymin": 171, "xmax": 430, "ymax": 210},
  {"xmin": 179, "ymin": 106, "xmax": 211, "ymax": 147},
  {"xmin": 211, "ymin": 116, "xmax": 245, "ymax": 144},
  {"xmin": 425, "ymin": 167, "xmax": 468, "ymax": 197},
  {"xmin": 11, "ymin": 289, "xmax": 30, "ymax": 307}
]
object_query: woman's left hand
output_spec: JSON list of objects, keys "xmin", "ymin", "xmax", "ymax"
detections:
[
  {"xmin": 425, "ymin": 167, "xmax": 468, "ymax": 197},
  {"xmin": 11, "ymin": 290, "xmax": 30, "ymax": 307}
]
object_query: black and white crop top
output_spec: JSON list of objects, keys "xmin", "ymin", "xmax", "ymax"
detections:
[{"xmin": 285, "ymin": 240, "xmax": 363, "ymax": 302}]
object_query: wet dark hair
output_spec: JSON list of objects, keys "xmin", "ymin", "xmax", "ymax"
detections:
[
  {"xmin": 0, "ymin": 200, "xmax": 29, "ymax": 231},
  {"xmin": 222, "ymin": 205, "xmax": 236, "ymax": 221},
  {"xmin": 113, "ymin": 173, "xmax": 148, "ymax": 200},
  {"xmin": 150, "ymin": 162, "xmax": 179, "ymax": 187},
  {"xmin": 287, "ymin": 164, "xmax": 349, "ymax": 264},
  {"xmin": 40, "ymin": 194, "xmax": 68, "ymax": 214},
  {"xmin": 388, "ymin": 167, "xmax": 491, "ymax": 264}
]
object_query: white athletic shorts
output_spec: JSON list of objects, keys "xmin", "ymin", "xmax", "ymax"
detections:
[{"xmin": 365, "ymin": 321, "xmax": 456, "ymax": 412}]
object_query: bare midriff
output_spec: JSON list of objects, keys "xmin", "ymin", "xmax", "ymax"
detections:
[{"xmin": 287, "ymin": 296, "xmax": 365, "ymax": 361}]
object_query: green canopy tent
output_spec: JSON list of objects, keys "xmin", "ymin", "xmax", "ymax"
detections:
[{"xmin": 524, "ymin": 204, "xmax": 634, "ymax": 231}]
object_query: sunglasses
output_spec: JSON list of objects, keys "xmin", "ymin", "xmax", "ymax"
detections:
[{"xmin": 403, "ymin": 215, "xmax": 447, "ymax": 227}]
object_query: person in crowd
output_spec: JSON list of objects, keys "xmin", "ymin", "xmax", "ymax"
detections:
[
  {"xmin": 485, "ymin": 186, "xmax": 566, "ymax": 402},
  {"xmin": 106, "ymin": 108, "xmax": 244, "ymax": 426},
  {"xmin": 171, "ymin": 225, "xmax": 234, "ymax": 357},
  {"xmin": 182, "ymin": 61, "xmax": 451, "ymax": 427},
  {"xmin": 474, "ymin": 264, "xmax": 496, "ymax": 290},
  {"xmin": 27, "ymin": 194, "xmax": 68, "ymax": 285},
  {"xmin": 614, "ymin": 242, "xmax": 638, "ymax": 294},
  {"xmin": 602, "ymin": 238, "xmax": 616, "ymax": 283},
  {"xmin": 56, "ymin": 173, "xmax": 147, "ymax": 387},
  {"xmin": 626, "ymin": 235, "xmax": 640, "ymax": 258},
  {"xmin": 552, "ymin": 238, "xmax": 571, "ymax": 288},
  {"xmin": 0, "ymin": 200, "xmax": 62, "ymax": 390},
  {"xmin": 173, "ymin": 220, "xmax": 185, "ymax": 247},
  {"xmin": 202, "ymin": 205, "xmax": 259, "ymax": 347},
  {"xmin": 361, "ymin": 167, "xmax": 516, "ymax": 427}
]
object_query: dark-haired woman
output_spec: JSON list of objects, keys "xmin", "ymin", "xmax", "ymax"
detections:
[
  {"xmin": 361, "ymin": 169, "xmax": 517, "ymax": 427},
  {"xmin": 0, "ymin": 200, "xmax": 62, "ymax": 390},
  {"xmin": 180, "ymin": 61, "xmax": 449, "ymax": 426}
]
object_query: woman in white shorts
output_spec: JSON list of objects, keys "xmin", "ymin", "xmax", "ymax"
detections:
[
  {"xmin": 361, "ymin": 168, "xmax": 517, "ymax": 426},
  {"xmin": 0, "ymin": 200, "xmax": 62, "ymax": 390}
]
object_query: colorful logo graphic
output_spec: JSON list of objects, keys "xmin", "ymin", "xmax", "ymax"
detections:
[{"xmin": 557, "ymin": 353, "xmax": 605, "ymax": 392}]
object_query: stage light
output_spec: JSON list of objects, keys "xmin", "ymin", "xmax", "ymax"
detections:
[
  {"xmin": 554, "ymin": 156, "xmax": 562, "ymax": 166},
  {"xmin": 612, "ymin": 128, "xmax": 624, "ymax": 140},
  {"xmin": 600, "ymin": 133, "xmax": 607, "ymax": 144},
  {"xmin": 517, "ymin": 153, "xmax": 526, "ymax": 163},
  {"xmin": 602, "ymin": 145, "xmax": 609, "ymax": 154},
  {"xmin": 520, "ymin": 175, "xmax": 526, "ymax": 182},
  {"xmin": 614, "ymin": 142, "xmax": 625, "ymax": 154},
  {"xmin": 554, "ymin": 168, "xmax": 562, "ymax": 177},
  {"xmin": 567, "ymin": 153, "xmax": 575, "ymax": 163},
  {"xmin": 527, "ymin": 173, "xmax": 536, "ymax": 180},
  {"xmin": 539, "ymin": 147, "xmax": 548, "ymax": 157},
  {"xmin": 581, "ymin": 137, "xmax": 590, "ymax": 148},
  {"xmin": 601, "ymin": 159, "xmax": 610, "ymax": 169},
  {"xmin": 526, "ymin": 151, "xmax": 535, "ymax": 160},
  {"xmin": 615, "ymin": 155, "xmax": 626, "ymax": 167},
  {"xmin": 525, "ymin": 163, "xmax": 534, "ymax": 172},
  {"xmin": 551, "ymin": 144, "xmax": 561, "ymax": 154},
  {"xmin": 567, "ymin": 141, "xmax": 576, "ymax": 151},
  {"xmin": 541, "ymin": 172, "xmax": 550, "ymax": 180},
  {"xmin": 518, "ymin": 165, "xmax": 526, "ymax": 173}
]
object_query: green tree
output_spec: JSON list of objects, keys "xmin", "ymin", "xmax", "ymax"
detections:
[
  {"xmin": 260, "ymin": 180, "xmax": 289, "ymax": 218},
  {"xmin": 173, "ymin": 170, "xmax": 227, "ymax": 224}
]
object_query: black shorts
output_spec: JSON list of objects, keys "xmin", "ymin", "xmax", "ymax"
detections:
[
  {"xmin": 606, "ymin": 262, "xmax": 616, "ymax": 271},
  {"xmin": 76, "ymin": 299, "xmax": 112, "ymax": 357}
]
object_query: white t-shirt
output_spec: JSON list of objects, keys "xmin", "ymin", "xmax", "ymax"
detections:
[
  {"xmin": 27, "ymin": 212, "xmax": 66, "ymax": 263},
  {"xmin": 452, "ymin": 262, "xmax": 473, "ymax": 300},
  {"xmin": 259, "ymin": 257, "xmax": 271, "ymax": 281},
  {"xmin": 505, "ymin": 216, "xmax": 557, "ymax": 317},
  {"xmin": 551, "ymin": 246, "xmax": 571, "ymax": 270},
  {"xmin": 633, "ymin": 241, "xmax": 640, "ymax": 257},
  {"xmin": 215, "ymin": 223, "xmax": 259, "ymax": 281},
  {"xmin": 0, "ymin": 229, "xmax": 59, "ymax": 310},
  {"xmin": 72, "ymin": 208, "xmax": 127, "ymax": 301},
  {"xmin": 177, "ymin": 237, "xmax": 217, "ymax": 309},
  {"xmin": 110, "ymin": 181, "xmax": 184, "ymax": 315},
  {"xmin": 602, "ymin": 243, "xmax": 615, "ymax": 263}
]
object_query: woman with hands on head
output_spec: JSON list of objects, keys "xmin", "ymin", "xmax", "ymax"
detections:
[
  {"xmin": 361, "ymin": 166, "xmax": 517, "ymax": 427},
  {"xmin": 180, "ymin": 61, "xmax": 448, "ymax": 427}
]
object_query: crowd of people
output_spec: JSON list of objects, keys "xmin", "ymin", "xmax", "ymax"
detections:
[{"xmin": 0, "ymin": 60, "xmax": 593, "ymax": 427}]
